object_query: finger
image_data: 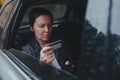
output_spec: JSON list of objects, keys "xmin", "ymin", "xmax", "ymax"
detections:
[
  {"xmin": 44, "ymin": 52, "xmax": 54, "ymax": 60},
  {"xmin": 41, "ymin": 46, "xmax": 52, "ymax": 53},
  {"xmin": 41, "ymin": 50, "xmax": 54, "ymax": 59},
  {"xmin": 40, "ymin": 55, "xmax": 54, "ymax": 64},
  {"xmin": 46, "ymin": 56, "xmax": 54, "ymax": 64},
  {"xmin": 45, "ymin": 53, "xmax": 54, "ymax": 62},
  {"xmin": 46, "ymin": 50, "xmax": 54, "ymax": 55},
  {"xmin": 40, "ymin": 50, "xmax": 54, "ymax": 63}
]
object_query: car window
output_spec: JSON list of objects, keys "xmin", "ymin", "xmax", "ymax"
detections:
[
  {"xmin": 85, "ymin": 0, "xmax": 109, "ymax": 34},
  {"xmin": 82, "ymin": 0, "xmax": 109, "ymax": 57},
  {"xmin": 0, "ymin": 0, "xmax": 18, "ymax": 29},
  {"xmin": 0, "ymin": 0, "xmax": 18, "ymax": 49},
  {"xmin": 111, "ymin": 0, "xmax": 120, "ymax": 35},
  {"xmin": 78, "ymin": 0, "xmax": 120, "ymax": 80},
  {"xmin": 110, "ymin": 0, "xmax": 120, "ymax": 68}
]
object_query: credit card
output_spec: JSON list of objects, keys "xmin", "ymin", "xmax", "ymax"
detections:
[{"xmin": 47, "ymin": 40, "xmax": 61, "ymax": 50}]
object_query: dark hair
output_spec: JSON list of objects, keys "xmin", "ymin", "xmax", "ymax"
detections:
[{"xmin": 29, "ymin": 7, "xmax": 53, "ymax": 27}]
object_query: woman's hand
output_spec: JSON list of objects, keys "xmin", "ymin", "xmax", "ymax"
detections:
[{"xmin": 40, "ymin": 46, "xmax": 54, "ymax": 64}]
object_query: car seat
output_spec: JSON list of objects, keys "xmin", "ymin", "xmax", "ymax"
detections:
[{"xmin": 56, "ymin": 21, "xmax": 82, "ymax": 64}]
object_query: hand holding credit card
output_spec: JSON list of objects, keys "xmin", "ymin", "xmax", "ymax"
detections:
[{"xmin": 47, "ymin": 40, "xmax": 61, "ymax": 50}]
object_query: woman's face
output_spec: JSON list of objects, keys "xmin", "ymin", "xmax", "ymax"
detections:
[{"xmin": 30, "ymin": 15, "xmax": 53, "ymax": 43}]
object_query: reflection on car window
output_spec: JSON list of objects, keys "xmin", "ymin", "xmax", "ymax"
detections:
[
  {"xmin": 110, "ymin": 0, "xmax": 120, "ymax": 73},
  {"xmin": 0, "ymin": 0, "xmax": 18, "ymax": 48},
  {"xmin": 85, "ymin": 0, "xmax": 110, "ymax": 34},
  {"xmin": 111, "ymin": 0, "xmax": 120, "ymax": 35},
  {"xmin": 78, "ymin": 0, "xmax": 120, "ymax": 80},
  {"xmin": 0, "ymin": 0, "xmax": 18, "ymax": 29}
]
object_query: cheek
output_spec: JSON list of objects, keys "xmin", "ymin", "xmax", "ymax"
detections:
[
  {"xmin": 35, "ymin": 29, "xmax": 43, "ymax": 35},
  {"xmin": 33, "ymin": 28, "xmax": 43, "ymax": 37},
  {"xmin": 34, "ymin": 31, "xmax": 43, "ymax": 40}
]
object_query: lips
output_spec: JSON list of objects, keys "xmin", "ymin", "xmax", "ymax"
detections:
[{"xmin": 42, "ymin": 33, "xmax": 51, "ymax": 39}]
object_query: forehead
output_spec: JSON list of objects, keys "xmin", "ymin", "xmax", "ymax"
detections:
[{"xmin": 35, "ymin": 15, "xmax": 52, "ymax": 24}]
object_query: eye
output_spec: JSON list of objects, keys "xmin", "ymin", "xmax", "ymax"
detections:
[{"xmin": 38, "ymin": 25, "xmax": 44, "ymax": 28}]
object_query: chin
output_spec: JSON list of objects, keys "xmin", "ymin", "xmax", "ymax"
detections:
[{"xmin": 43, "ymin": 38, "xmax": 49, "ymax": 41}]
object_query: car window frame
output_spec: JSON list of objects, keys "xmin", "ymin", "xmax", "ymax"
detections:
[{"xmin": 0, "ymin": 0, "xmax": 19, "ymax": 49}]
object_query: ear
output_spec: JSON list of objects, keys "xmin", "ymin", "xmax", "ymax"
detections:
[{"xmin": 30, "ymin": 26, "xmax": 34, "ymax": 32}]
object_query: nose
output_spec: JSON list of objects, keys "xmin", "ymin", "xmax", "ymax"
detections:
[{"xmin": 44, "ymin": 26, "xmax": 49, "ymax": 32}]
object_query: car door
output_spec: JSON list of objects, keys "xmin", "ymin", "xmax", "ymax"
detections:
[
  {"xmin": 0, "ymin": 49, "xmax": 43, "ymax": 80},
  {"xmin": 0, "ymin": 48, "xmax": 78, "ymax": 80}
]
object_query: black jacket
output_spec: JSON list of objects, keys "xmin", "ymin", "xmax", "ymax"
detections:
[{"xmin": 21, "ymin": 37, "xmax": 72, "ymax": 68}]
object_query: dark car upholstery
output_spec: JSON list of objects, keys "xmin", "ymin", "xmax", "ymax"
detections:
[
  {"xmin": 56, "ymin": 21, "xmax": 82, "ymax": 63},
  {"xmin": 13, "ymin": 25, "xmax": 33, "ymax": 49}
]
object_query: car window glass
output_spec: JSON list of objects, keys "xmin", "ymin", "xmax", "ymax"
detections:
[
  {"xmin": 0, "ymin": 0, "xmax": 17, "ymax": 29},
  {"xmin": 0, "ymin": 0, "xmax": 18, "ymax": 49},
  {"xmin": 79, "ymin": 0, "xmax": 115, "ymax": 79},
  {"xmin": 110, "ymin": 0, "xmax": 120, "ymax": 67},
  {"xmin": 85, "ymin": 0, "xmax": 109, "ymax": 34},
  {"xmin": 82, "ymin": 0, "xmax": 109, "ymax": 53},
  {"xmin": 111, "ymin": 0, "xmax": 120, "ymax": 35}
]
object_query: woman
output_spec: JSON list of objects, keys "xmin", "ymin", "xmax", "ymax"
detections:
[{"xmin": 22, "ymin": 7, "xmax": 74, "ymax": 70}]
